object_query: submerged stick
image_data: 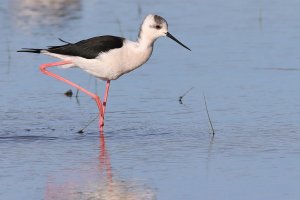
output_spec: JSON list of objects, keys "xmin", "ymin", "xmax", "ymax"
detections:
[
  {"xmin": 179, "ymin": 87, "xmax": 194, "ymax": 104},
  {"xmin": 5, "ymin": 37, "xmax": 11, "ymax": 74},
  {"xmin": 137, "ymin": 0, "xmax": 142, "ymax": 17},
  {"xmin": 115, "ymin": 18, "xmax": 124, "ymax": 37},
  {"xmin": 77, "ymin": 113, "xmax": 99, "ymax": 134},
  {"xmin": 203, "ymin": 94, "xmax": 215, "ymax": 135}
]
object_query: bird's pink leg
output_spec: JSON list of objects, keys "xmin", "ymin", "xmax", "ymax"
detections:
[
  {"xmin": 99, "ymin": 80, "xmax": 110, "ymax": 132},
  {"xmin": 103, "ymin": 80, "xmax": 111, "ymax": 114},
  {"xmin": 39, "ymin": 61, "xmax": 107, "ymax": 131}
]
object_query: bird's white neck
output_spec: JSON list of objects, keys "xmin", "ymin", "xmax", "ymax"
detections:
[{"xmin": 137, "ymin": 33, "xmax": 157, "ymax": 49}]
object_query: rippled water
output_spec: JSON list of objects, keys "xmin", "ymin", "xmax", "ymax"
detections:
[{"xmin": 1, "ymin": 0, "xmax": 300, "ymax": 199}]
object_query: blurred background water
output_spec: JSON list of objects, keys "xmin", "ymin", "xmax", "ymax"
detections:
[{"xmin": 1, "ymin": 0, "xmax": 300, "ymax": 199}]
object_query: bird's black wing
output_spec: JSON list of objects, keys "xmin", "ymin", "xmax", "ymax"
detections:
[{"xmin": 47, "ymin": 35, "xmax": 125, "ymax": 59}]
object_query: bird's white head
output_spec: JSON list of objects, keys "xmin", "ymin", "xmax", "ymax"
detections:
[
  {"xmin": 138, "ymin": 14, "xmax": 191, "ymax": 51},
  {"xmin": 139, "ymin": 14, "xmax": 168, "ymax": 40}
]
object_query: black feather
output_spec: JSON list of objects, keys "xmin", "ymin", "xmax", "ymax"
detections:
[
  {"xmin": 58, "ymin": 38, "xmax": 72, "ymax": 44},
  {"xmin": 47, "ymin": 38, "xmax": 72, "ymax": 48},
  {"xmin": 17, "ymin": 35, "xmax": 125, "ymax": 59},
  {"xmin": 47, "ymin": 35, "xmax": 125, "ymax": 59}
]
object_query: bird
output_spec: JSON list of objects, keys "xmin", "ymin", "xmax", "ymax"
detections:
[{"xmin": 18, "ymin": 14, "xmax": 191, "ymax": 132}]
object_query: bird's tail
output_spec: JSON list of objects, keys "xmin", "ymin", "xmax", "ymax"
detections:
[{"xmin": 17, "ymin": 48, "xmax": 43, "ymax": 53}]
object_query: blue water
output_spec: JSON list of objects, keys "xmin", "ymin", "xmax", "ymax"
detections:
[{"xmin": 1, "ymin": 0, "xmax": 300, "ymax": 199}]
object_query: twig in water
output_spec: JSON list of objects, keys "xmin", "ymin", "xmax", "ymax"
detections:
[
  {"xmin": 203, "ymin": 94, "xmax": 215, "ymax": 135},
  {"xmin": 77, "ymin": 114, "xmax": 99, "ymax": 134},
  {"xmin": 6, "ymin": 37, "xmax": 11, "ymax": 74},
  {"xmin": 75, "ymin": 92, "xmax": 80, "ymax": 105},
  {"xmin": 137, "ymin": 0, "xmax": 142, "ymax": 17},
  {"xmin": 178, "ymin": 87, "xmax": 194, "ymax": 104},
  {"xmin": 115, "ymin": 18, "xmax": 124, "ymax": 37}
]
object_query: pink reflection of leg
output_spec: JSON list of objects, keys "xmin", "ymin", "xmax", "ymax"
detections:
[
  {"xmin": 39, "ymin": 61, "xmax": 109, "ymax": 131},
  {"xmin": 99, "ymin": 131, "xmax": 113, "ymax": 182}
]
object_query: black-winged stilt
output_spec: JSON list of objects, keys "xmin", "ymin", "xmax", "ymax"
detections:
[{"xmin": 18, "ymin": 14, "xmax": 191, "ymax": 132}]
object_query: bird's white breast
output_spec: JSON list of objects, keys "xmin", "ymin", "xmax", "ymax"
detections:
[{"xmin": 69, "ymin": 40, "xmax": 153, "ymax": 80}]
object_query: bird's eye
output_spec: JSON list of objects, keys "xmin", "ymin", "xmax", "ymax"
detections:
[{"xmin": 155, "ymin": 25, "xmax": 161, "ymax": 29}]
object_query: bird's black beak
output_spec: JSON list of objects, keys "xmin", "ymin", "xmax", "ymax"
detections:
[{"xmin": 166, "ymin": 32, "xmax": 191, "ymax": 51}]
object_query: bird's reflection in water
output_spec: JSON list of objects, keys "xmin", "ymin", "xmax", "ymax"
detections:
[
  {"xmin": 44, "ymin": 131, "xmax": 156, "ymax": 200},
  {"xmin": 10, "ymin": 0, "xmax": 81, "ymax": 30}
]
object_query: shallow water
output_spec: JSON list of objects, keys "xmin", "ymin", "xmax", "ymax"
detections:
[{"xmin": 1, "ymin": 0, "xmax": 300, "ymax": 199}]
